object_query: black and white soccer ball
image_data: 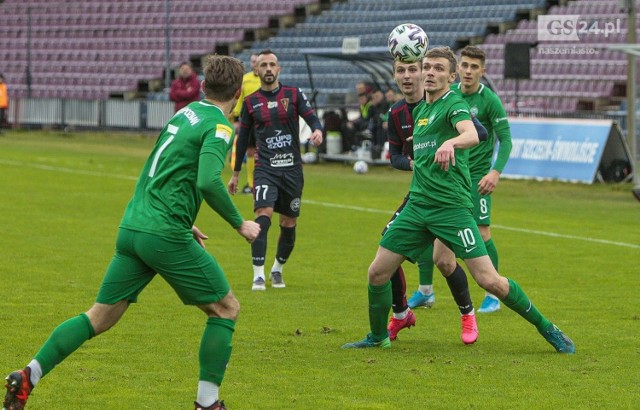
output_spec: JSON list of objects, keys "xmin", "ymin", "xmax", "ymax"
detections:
[{"xmin": 387, "ymin": 23, "xmax": 429, "ymax": 63}]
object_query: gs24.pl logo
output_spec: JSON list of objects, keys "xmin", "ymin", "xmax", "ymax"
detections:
[{"xmin": 537, "ymin": 15, "xmax": 622, "ymax": 41}]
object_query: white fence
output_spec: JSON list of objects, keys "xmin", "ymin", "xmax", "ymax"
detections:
[{"xmin": 7, "ymin": 98, "xmax": 175, "ymax": 130}]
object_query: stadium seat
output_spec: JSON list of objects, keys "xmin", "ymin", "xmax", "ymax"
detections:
[
  {"xmin": 0, "ymin": 0, "xmax": 304, "ymax": 99},
  {"xmin": 471, "ymin": 0, "xmax": 638, "ymax": 112},
  {"xmin": 1, "ymin": 0, "xmax": 635, "ymax": 110}
]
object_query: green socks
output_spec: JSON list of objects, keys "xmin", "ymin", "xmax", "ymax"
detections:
[
  {"xmin": 368, "ymin": 282, "xmax": 392, "ymax": 341},
  {"xmin": 34, "ymin": 313, "xmax": 95, "ymax": 376},
  {"xmin": 32, "ymin": 313, "xmax": 236, "ymax": 387},
  {"xmin": 502, "ymin": 278, "xmax": 552, "ymax": 332},
  {"xmin": 199, "ymin": 317, "xmax": 235, "ymax": 386},
  {"xmin": 417, "ymin": 243, "xmax": 435, "ymax": 286},
  {"xmin": 485, "ymin": 238, "xmax": 499, "ymax": 271}
]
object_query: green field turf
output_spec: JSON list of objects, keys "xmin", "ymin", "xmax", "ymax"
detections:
[{"xmin": 0, "ymin": 130, "xmax": 638, "ymax": 409}]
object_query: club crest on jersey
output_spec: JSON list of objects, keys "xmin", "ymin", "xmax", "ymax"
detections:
[
  {"xmin": 417, "ymin": 118, "xmax": 429, "ymax": 126},
  {"xmin": 280, "ymin": 98, "xmax": 289, "ymax": 111},
  {"xmin": 215, "ymin": 124, "xmax": 232, "ymax": 144}
]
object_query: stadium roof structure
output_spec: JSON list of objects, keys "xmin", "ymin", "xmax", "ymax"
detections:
[
  {"xmin": 299, "ymin": 46, "xmax": 498, "ymax": 105},
  {"xmin": 299, "ymin": 46, "xmax": 395, "ymax": 97}
]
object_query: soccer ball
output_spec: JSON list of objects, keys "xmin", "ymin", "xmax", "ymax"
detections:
[
  {"xmin": 387, "ymin": 23, "xmax": 429, "ymax": 63},
  {"xmin": 353, "ymin": 160, "xmax": 368, "ymax": 174},
  {"xmin": 302, "ymin": 151, "xmax": 317, "ymax": 163}
]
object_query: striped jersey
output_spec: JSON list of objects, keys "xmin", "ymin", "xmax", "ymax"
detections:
[
  {"xmin": 236, "ymin": 84, "xmax": 322, "ymax": 170},
  {"xmin": 387, "ymin": 99, "xmax": 422, "ymax": 170}
]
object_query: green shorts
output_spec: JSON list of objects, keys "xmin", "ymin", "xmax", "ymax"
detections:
[
  {"xmin": 96, "ymin": 228, "xmax": 230, "ymax": 305},
  {"xmin": 380, "ymin": 199, "xmax": 487, "ymax": 262},
  {"xmin": 471, "ymin": 180, "xmax": 492, "ymax": 226}
]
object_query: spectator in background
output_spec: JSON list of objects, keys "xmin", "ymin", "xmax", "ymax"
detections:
[
  {"xmin": 169, "ymin": 62, "xmax": 201, "ymax": 112},
  {"xmin": 230, "ymin": 54, "xmax": 261, "ymax": 194},
  {"xmin": 355, "ymin": 80, "xmax": 372, "ymax": 100},
  {"xmin": 366, "ymin": 86, "xmax": 391, "ymax": 158},
  {"xmin": 385, "ymin": 87, "xmax": 401, "ymax": 104},
  {"xmin": 345, "ymin": 81, "xmax": 373, "ymax": 151},
  {"xmin": 322, "ymin": 108, "xmax": 350, "ymax": 154},
  {"xmin": 0, "ymin": 73, "xmax": 8, "ymax": 130}
]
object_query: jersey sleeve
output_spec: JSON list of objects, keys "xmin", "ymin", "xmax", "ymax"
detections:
[
  {"xmin": 297, "ymin": 88, "xmax": 323, "ymax": 131},
  {"xmin": 234, "ymin": 101, "xmax": 253, "ymax": 172},
  {"xmin": 387, "ymin": 106, "xmax": 411, "ymax": 171},
  {"xmin": 447, "ymin": 101, "xmax": 472, "ymax": 129},
  {"xmin": 198, "ymin": 124, "xmax": 244, "ymax": 229},
  {"xmin": 472, "ymin": 116, "xmax": 488, "ymax": 142},
  {"xmin": 488, "ymin": 94, "xmax": 512, "ymax": 173}
]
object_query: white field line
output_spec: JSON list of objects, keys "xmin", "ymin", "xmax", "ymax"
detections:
[
  {"xmin": 0, "ymin": 159, "xmax": 138, "ymax": 181},
  {"xmin": 303, "ymin": 199, "xmax": 640, "ymax": 250},
  {"xmin": 2, "ymin": 159, "xmax": 638, "ymax": 250}
]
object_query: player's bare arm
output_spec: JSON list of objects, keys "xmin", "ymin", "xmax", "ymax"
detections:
[
  {"xmin": 434, "ymin": 120, "xmax": 478, "ymax": 171},
  {"xmin": 478, "ymin": 169, "xmax": 501, "ymax": 195},
  {"xmin": 453, "ymin": 119, "xmax": 479, "ymax": 148}
]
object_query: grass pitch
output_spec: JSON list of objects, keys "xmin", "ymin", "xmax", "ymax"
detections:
[{"xmin": 0, "ymin": 130, "xmax": 638, "ymax": 409}]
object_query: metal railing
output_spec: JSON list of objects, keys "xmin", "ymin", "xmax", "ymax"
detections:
[{"xmin": 6, "ymin": 98, "xmax": 175, "ymax": 130}]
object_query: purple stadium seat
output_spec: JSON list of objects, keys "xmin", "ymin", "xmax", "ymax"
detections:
[
  {"xmin": 479, "ymin": 0, "xmax": 634, "ymax": 110},
  {"xmin": 0, "ymin": 0, "xmax": 302, "ymax": 99},
  {"xmin": 0, "ymin": 0, "xmax": 633, "ymax": 107}
]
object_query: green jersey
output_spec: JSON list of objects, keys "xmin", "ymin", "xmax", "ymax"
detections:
[
  {"xmin": 410, "ymin": 90, "xmax": 473, "ymax": 209},
  {"xmin": 451, "ymin": 83, "xmax": 512, "ymax": 179},
  {"xmin": 120, "ymin": 100, "xmax": 243, "ymax": 239}
]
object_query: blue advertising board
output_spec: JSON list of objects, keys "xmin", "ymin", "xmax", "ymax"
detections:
[{"xmin": 500, "ymin": 118, "xmax": 613, "ymax": 183}]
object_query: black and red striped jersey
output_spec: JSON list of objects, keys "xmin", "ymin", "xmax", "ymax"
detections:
[
  {"xmin": 387, "ymin": 99, "xmax": 421, "ymax": 171},
  {"xmin": 235, "ymin": 84, "xmax": 322, "ymax": 171}
]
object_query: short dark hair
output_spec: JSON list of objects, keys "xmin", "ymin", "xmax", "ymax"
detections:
[
  {"xmin": 201, "ymin": 54, "xmax": 244, "ymax": 102},
  {"xmin": 257, "ymin": 49, "xmax": 277, "ymax": 59},
  {"xmin": 425, "ymin": 47, "xmax": 457, "ymax": 74},
  {"xmin": 460, "ymin": 45, "xmax": 486, "ymax": 66}
]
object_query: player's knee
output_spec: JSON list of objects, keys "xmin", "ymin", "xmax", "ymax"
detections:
[
  {"xmin": 367, "ymin": 263, "xmax": 391, "ymax": 285},
  {"xmin": 279, "ymin": 214, "xmax": 297, "ymax": 228},
  {"xmin": 253, "ymin": 215, "xmax": 272, "ymax": 244},
  {"xmin": 86, "ymin": 300, "xmax": 128, "ymax": 335},
  {"xmin": 202, "ymin": 293, "xmax": 240, "ymax": 320},
  {"xmin": 227, "ymin": 302, "xmax": 240, "ymax": 321},
  {"xmin": 434, "ymin": 255, "xmax": 456, "ymax": 276},
  {"xmin": 218, "ymin": 294, "xmax": 240, "ymax": 320}
]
